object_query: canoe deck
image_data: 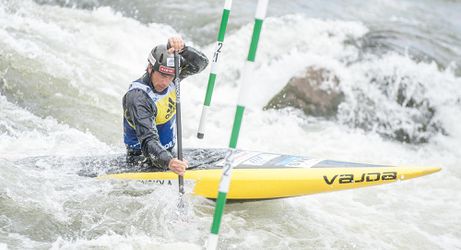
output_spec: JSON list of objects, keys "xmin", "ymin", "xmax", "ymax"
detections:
[{"xmin": 96, "ymin": 149, "xmax": 441, "ymax": 200}]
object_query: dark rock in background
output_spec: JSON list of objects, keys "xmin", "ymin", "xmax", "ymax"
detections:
[{"xmin": 264, "ymin": 67, "xmax": 344, "ymax": 118}]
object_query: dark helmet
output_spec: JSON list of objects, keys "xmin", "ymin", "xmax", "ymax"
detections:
[{"xmin": 147, "ymin": 45, "xmax": 178, "ymax": 76}]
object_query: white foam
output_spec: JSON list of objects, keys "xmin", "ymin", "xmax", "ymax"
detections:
[{"xmin": 0, "ymin": 95, "xmax": 110, "ymax": 160}]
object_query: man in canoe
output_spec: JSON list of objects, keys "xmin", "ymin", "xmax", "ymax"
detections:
[{"xmin": 123, "ymin": 37, "xmax": 208, "ymax": 175}]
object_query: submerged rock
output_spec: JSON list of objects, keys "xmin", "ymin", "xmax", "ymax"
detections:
[
  {"xmin": 264, "ymin": 67, "xmax": 344, "ymax": 117},
  {"xmin": 265, "ymin": 65, "xmax": 446, "ymax": 144},
  {"xmin": 365, "ymin": 74, "xmax": 444, "ymax": 143}
]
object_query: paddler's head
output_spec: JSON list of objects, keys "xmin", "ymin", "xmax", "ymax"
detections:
[{"xmin": 147, "ymin": 44, "xmax": 177, "ymax": 92}]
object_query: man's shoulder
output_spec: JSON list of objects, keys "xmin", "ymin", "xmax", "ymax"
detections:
[
  {"xmin": 124, "ymin": 87, "xmax": 152, "ymax": 106},
  {"xmin": 126, "ymin": 76, "xmax": 151, "ymax": 94}
]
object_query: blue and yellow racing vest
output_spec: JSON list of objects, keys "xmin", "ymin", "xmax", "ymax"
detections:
[{"xmin": 123, "ymin": 81, "xmax": 176, "ymax": 151}]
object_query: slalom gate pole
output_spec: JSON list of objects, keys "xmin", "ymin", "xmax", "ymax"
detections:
[
  {"xmin": 197, "ymin": 0, "xmax": 233, "ymax": 139},
  {"xmin": 206, "ymin": 0, "xmax": 269, "ymax": 249}
]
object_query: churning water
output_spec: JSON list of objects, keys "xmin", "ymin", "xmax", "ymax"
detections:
[{"xmin": 1, "ymin": 0, "xmax": 460, "ymax": 249}]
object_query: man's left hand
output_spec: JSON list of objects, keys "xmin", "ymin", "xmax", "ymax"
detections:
[{"xmin": 167, "ymin": 37, "xmax": 185, "ymax": 54}]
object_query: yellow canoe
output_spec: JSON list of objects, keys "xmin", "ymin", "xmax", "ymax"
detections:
[{"xmin": 98, "ymin": 150, "xmax": 441, "ymax": 200}]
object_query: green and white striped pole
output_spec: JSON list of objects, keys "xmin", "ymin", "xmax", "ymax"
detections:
[
  {"xmin": 197, "ymin": 0, "xmax": 233, "ymax": 139},
  {"xmin": 206, "ymin": 0, "xmax": 269, "ymax": 249}
]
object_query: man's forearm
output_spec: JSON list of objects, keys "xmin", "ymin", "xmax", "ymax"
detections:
[{"xmin": 141, "ymin": 137, "xmax": 173, "ymax": 169}]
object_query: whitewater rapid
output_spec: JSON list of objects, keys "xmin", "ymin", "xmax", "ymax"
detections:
[{"xmin": 1, "ymin": 0, "xmax": 460, "ymax": 249}]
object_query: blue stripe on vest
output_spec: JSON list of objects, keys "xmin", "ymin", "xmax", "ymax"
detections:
[{"xmin": 123, "ymin": 119, "xmax": 141, "ymax": 150}]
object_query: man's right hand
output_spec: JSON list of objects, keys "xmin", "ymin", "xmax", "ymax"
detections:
[{"xmin": 168, "ymin": 158, "xmax": 188, "ymax": 176}]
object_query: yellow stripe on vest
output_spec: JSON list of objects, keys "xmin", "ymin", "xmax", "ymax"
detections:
[{"xmin": 155, "ymin": 90, "xmax": 176, "ymax": 125}]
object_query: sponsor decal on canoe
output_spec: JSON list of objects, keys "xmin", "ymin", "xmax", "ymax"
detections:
[
  {"xmin": 215, "ymin": 151, "xmax": 324, "ymax": 168},
  {"xmin": 323, "ymin": 172, "xmax": 398, "ymax": 185},
  {"xmin": 140, "ymin": 180, "xmax": 174, "ymax": 185},
  {"xmin": 272, "ymin": 156, "xmax": 323, "ymax": 167},
  {"xmin": 241, "ymin": 153, "xmax": 280, "ymax": 166},
  {"xmin": 138, "ymin": 179, "xmax": 193, "ymax": 186},
  {"xmin": 216, "ymin": 151, "xmax": 260, "ymax": 167},
  {"xmin": 313, "ymin": 160, "xmax": 390, "ymax": 168}
]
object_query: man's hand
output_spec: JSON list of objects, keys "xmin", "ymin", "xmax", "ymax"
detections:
[
  {"xmin": 168, "ymin": 158, "xmax": 188, "ymax": 176},
  {"xmin": 167, "ymin": 36, "xmax": 185, "ymax": 53}
]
